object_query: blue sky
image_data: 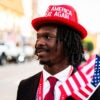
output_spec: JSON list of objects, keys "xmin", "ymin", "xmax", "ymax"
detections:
[{"xmin": 38, "ymin": 0, "xmax": 100, "ymax": 33}]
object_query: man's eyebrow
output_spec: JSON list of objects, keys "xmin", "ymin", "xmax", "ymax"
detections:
[{"xmin": 37, "ymin": 31, "xmax": 51, "ymax": 35}]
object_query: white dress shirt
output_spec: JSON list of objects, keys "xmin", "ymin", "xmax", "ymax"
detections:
[{"xmin": 43, "ymin": 65, "xmax": 73, "ymax": 100}]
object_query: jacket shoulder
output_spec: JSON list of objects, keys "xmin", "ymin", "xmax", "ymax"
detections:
[
  {"xmin": 17, "ymin": 71, "xmax": 42, "ymax": 100},
  {"xmin": 20, "ymin": 71, "xmax": 42, "ymax": 85}
]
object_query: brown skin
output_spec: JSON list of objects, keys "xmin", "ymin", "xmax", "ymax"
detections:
[{"xmin": 35, "ymin": 26, "xmax": 69, "ymax": 75}]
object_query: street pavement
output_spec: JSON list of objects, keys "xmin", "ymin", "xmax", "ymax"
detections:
[{"xmin": 0, "ymin": 60, "xmax": 43, "ymax": 100}]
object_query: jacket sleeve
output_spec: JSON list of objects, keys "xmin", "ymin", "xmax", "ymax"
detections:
[
  {"xmin": 16, "ymin": 80, "xmax": 26, "ymax": 100},
  {"xmin": 16, "ymin": 72, "xmax": 42, "ymax": 100}
]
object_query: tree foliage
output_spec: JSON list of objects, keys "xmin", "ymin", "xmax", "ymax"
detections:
[{"xmin": 82, "ymin": 40, "xmax": 94, "ymax": 52}]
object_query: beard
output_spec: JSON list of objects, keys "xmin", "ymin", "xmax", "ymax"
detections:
[
  {"xmin": 35, "ymin": 47, "xmax": 51, "ymax": 64},
  {"xmin": 39, "ymin": 60, "xmax": 52, "ymax": 67},
  {"xmin": 39, "ymin": 60, "xmax": 51, "ymax": 65},
  {"xmin": 35, "ymin": 46, "xmax": 54, "ymax": 67}
]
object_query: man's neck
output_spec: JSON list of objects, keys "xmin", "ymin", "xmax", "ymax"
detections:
[{"xmin": 43, "ymin": 60, "xmax": 69, "ymax": 75}]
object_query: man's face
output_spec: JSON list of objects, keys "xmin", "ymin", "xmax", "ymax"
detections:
[{"xmin": 35, "ymin": 26, "xmax": 65, "ymax": 65}]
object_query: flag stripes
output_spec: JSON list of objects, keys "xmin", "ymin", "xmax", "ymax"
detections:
[
  {"xmin": 59, "ymin": 55, "xmax": 100, "ymax": 100},
  {"xmin": 72, "ymin": 84, "xmax": 95, "ymax": 100}
]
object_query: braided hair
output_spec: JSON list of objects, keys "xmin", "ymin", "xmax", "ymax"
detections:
[{"xmin": 56, "ymin": 24, "xmax": 84, "ymax": 67}]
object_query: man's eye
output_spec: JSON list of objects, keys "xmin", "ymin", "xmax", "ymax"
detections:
[
  {"xmin": 44, "ymin": 35, "xmax": 51, "ymax": 40},
  {"xmin": 47, "ymin": 36, "xmax": 52, "ymax": 39},
  {"xmin": 46, "ymin": 36, "xmax": 56, "ymax": 40}
]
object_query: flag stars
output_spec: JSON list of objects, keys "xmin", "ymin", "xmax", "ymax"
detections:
[{"xmin": 91, "ymin": 55, "xmax": 100, "ymax": 87}]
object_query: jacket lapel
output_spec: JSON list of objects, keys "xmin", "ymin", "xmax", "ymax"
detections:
[{"xmin": 32, "ymin": 72, "xmax": 42, "ymax": 99}]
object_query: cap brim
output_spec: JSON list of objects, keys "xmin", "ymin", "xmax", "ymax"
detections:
[{"xmin": 31, "ymin": 16, "xmax": 87, "ymax": 39}]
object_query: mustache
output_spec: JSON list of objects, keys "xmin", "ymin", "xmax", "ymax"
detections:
[{"xmin": 35, "ymin": 47, "xmax": 50, "ymax": 55}]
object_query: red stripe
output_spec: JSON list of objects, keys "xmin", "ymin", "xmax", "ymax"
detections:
[
  {"xmin": 72, "ymin": 74, "xmax": 81, "ymax": 88},
  {"xmin": 79, "ymin": 89, "xmax": 89, "ymax": 97},
  {"xmin": 86, "ymin": 65, "xmax": 94, "ymax": 75},
  {"xmin": 85, "ymin": 85, "xmax": 93, "ymax": 92},
  {"xmin": 59, "ymin": 85, "xmax": 67, "ymax": 100},
  {"xmin": 78, "ymin": 55, "xmax": 95, "ymax": 70},
  {"xmin": 66, "ymin": 79, "xmax": 74, "ymax": 92},
  {"xmin": 72, "ymin": 93, "xmax": 82, "ymax": 100},
  {"xmin": 85, "ymin": 55, "xmax": 95, "ymax": 66},
  {"xmin": 78, "ymin": 71, "xmax": 88, "ymax": 84}
]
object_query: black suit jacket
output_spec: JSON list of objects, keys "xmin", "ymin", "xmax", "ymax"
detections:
[
  {"xmin": 17, "ymin": 72, "xmax": 41, "ymax": 100},
  {"xmin": 17, "ymin": 72, "xmax": 100, "ymax": 100}
]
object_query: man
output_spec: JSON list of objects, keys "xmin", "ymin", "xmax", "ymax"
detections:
[{"xmin": 17, "ymin": 4, "xmax": 100, "ymax": 100}]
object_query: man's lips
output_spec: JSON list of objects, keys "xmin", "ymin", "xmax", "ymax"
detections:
[{"xmin": 36, "ymin": 48, "xmax": 48, "ymax": 56}]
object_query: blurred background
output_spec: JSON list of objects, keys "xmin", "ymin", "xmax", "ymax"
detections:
[{"xmin": 0, "ymin": 0, "xmax": 100, "ymax": 100}]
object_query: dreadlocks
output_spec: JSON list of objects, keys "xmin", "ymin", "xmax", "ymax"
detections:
[{"xmin": 56, "ymin": 24, "xmax": 84, "ymax": 67}]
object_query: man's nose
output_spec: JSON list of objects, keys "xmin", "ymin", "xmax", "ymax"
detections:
[{"xmin": 36, "ymin": 38, "xmax": 46, "ymax": 47}]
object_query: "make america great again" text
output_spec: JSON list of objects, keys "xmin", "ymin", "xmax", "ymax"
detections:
[{"xmin": 46, "ymin": 6, "xmax": 72, "ymax": 19}]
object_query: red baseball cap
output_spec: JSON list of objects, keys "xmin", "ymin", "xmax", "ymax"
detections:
[{"xmin": 31, "ymin": 5, "xmax": 87, "ymax": 39}]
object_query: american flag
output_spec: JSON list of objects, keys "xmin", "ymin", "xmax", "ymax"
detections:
[{"xmin": 59, "ymin": 55, "xmax": 100, "ymax": 100}]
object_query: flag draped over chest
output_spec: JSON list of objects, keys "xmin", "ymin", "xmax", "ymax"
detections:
[{"xmin": 59, "ymin": 55, "xmax": 100, "ymax": 100}]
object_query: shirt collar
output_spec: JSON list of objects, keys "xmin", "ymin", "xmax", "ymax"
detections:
[{"xmin": 43, "ymin": 65, "xmax": 73, "ymax": 83}]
